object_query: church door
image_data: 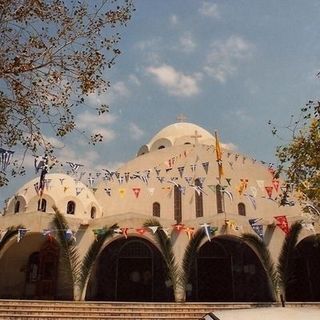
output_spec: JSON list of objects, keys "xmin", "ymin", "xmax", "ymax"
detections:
[{"xmin": 36, "ymin": 240, "xmax": 59, "ymax": 299}]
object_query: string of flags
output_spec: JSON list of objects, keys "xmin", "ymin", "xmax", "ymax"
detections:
[{"xmin": 0, "ymin": 148, "xmax": 14, "ymax": 171}]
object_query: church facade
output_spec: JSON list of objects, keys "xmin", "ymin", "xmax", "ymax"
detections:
[{"xmin": 0, "ymin": 122, "xmax": 319, "ymax": 302}]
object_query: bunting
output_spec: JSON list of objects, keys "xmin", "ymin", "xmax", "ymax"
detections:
[
  {"xmin": 178, "ymin": 166, "xmax": 185, "ymax": 178},
  {"xmin": 274, "ymin": 215, "xmax": 289, "ymax": 234},
  {"xmin": 202, "ymin": 162, "xmax": 209, "ymax": 174},
  {"xmin": 17, "ymin": 228, "xmax": 28, "ymax": 242},
  {"xmin": 265, "ymin": 186, "xmax": 273, "ymax": 198},
  {"xmin": 184, "ymin": 227, "xmax": 195, "ymax": 240},
  {"xmin": 249, "ymin": 218, "xmax": 264, "ymax": 239},
  {"xmin": 66, "ymin": 161, "xmax": 83, "ymax": 174},
  {"xmin": 132, "ymin": 187, "xmax": 141, "ymax": 198}
]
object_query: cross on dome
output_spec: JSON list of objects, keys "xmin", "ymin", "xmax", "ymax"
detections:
[
  {"xmin": 176, "ymin": 114, "xmax": 187, "ymax": 123},
  {"xmin": 190, "ymin": 130, "xmax": 202, "ymax": 145}
]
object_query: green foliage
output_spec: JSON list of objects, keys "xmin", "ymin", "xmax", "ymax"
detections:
[
  {"xmin": 241, "ymin": 233, "xmax": 278, "ymax": 301},
  {"xmin": 271, "ymin": 102, "xmax": 320, "ymax": 210},
  {"xmin": 180, "ymin": 228, "xmax": 206, "ymax": 292},
  {"xmin": 0, "ymin": 0, "xmax": 134, "ymax": 186},
  {"xmin": 0, "ymin": 225, "xmax": 24, "ymax": 252},
  {"xmin": 277, "ymin": 221, "xmax": 302, "ymax": 297},
  {"xmin": 52, "ymin": 206, "xmax": 80, "ymax": 298},
  {"xmin": 78, "ymin": 224, "xmax": 118, "ymax": 299},
  {"xmin": 143, "ymin": 219, "xmax": 180, "ymax": 292}
]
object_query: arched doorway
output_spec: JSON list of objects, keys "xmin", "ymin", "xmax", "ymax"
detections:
[
  {"xmin": 286, "ymin": 235, "xmax": 320, "ymax": 301},
  {"xmin": 188, "ymin": 236, "xmax": 272, "ymax": 302},
  {"xmin": 92, "ymin": 237, "xmax": 173, "ymax": 301}
]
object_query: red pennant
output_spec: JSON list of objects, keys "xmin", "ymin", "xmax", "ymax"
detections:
[
  {"xmin": 272, "ymin": 179, "xmax": 280, "ymax": 192},
  {"xmin": 274, "ymin": 215, "xmax": 289, "ymax": 234},
  {"xmin": 121, "ymin": 227, "xmax": 129, "ymax": 238},
  {"xmin": 265, "ymin": 186, "xmax": 273, "ymax": 198},
  {"xmin": 136, "ymin": 228, "xmax": 146, "ymax": 235},
  {"xmin": 173, "ymin": 223, "xmax": 185, "ymax": 232},
  {"xmin": 132, "ymin": 188, "xmax": 141, "ymax": 198}
]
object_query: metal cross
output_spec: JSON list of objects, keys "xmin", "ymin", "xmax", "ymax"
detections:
[
  {"xmin": 176, "ymin": 114, "xmax": 187, "ymax": 122},
  {"xmin": 191, "ymin": 130, "xmax": 202, "ymax": 145}
]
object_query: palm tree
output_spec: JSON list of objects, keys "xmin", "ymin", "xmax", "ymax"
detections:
[
  {"xmin": 0, "ymin": 225, "xmax": 25, "ymax": 252},
  {"xmin": 144, "ymin": 219, "xmax": 180, "ymax": 301},
  {"xmin": 277, "ymin": 221, "xmax": 302, "ymax": 304},
  {"xmin": 52, "ymin": 206, "xmax": 80, "ymax": 300},
  {"xmin": 241, "ymin": 233, "xmax": 278, "ymax": 301},
  {"xmin": 180, "ymin": 228, "xmax": 206, "ymax": 300},
  {"xmin": 78, "ymin": 224, "xmax": 118, "ymax": 301}
]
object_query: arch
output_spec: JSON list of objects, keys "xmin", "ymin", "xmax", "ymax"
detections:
[
  {"xmin": 37, "ymin": 199, "xmax": 47, "ymax": 212},
  {"xmin": 238, "ymin": 202, "xmax": 246, "ymax": 216},
  {"xmin": 188, "ymin": 236, "xmax": 272, "ymax": 302},
  {"xmin": 174, "ymin": 185, "xmax": 182, "ymax": 223},
  {"xmin": 66, "ymin": 201, "xmax": 76, "ymax": 215},
  {"xmin": 14, "ymin": 201, "xmax": 20, "ymax": 213},
  {"xmin": 286, "ymin": 235, "xmax": 320, "ymax": 301},
  {"xmin": 90, "ymin": 237, "xmax": 174, "ymax": 302},
  {"xmin": 152, "ymin": 202, "xmax": 160, "ymax": 217},
  {"xmin": 195, "ymin": 178, "xmax": 203, "ymax": 218}
]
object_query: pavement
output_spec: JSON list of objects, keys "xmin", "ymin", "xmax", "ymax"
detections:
[{"xmin": 205, "ymin": 307, "xmax": 320, "ymax": 320}]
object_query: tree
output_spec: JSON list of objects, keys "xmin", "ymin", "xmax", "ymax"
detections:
[
  {"xmin": 271, "ymin": 101, "xmax": 320, "ymax": 213},
  {"xmin": 0, "ymin": 0, "xmax": 134, "ymax": 186}
]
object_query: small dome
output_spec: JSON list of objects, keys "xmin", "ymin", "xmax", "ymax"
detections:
[
  {"xmin": 138, "ymin": 122, "xmax": 216, "ymax": 155},
  {"xmin": 6, "ymin": 173, "xmax": 101, "ymax": 219}
]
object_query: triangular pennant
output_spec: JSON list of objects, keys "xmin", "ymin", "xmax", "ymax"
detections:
[
  {"xmin": 265, "ymin": 186, "xmax": 273, "ymax": 198},
  {"xmin": 250, "ymin": 186, "xmax": 257, "ymax": 198},
  {"xmin": 173, "ymin": 223, "xmax": 184, "ymax": 232},
  {"xmin": 248, "ymin": 219, "xmax": 264, "ymax": 239},
  {"xmin": 88, "ymin": 176, "xmax": 95, "ymax": 187},
  {"xmin": 223, "ymin": 190, "xmax": 233, "ymax": 202},
  {"xmin": 65, "ymin": 229, "xmax": 76, "ymax": 242},
  {"xmin": 148, "ymin": 226, "xmax": 159, "ymax": 234},
  {"xmin": 256, "ymin": 180, "xmax": 265, "ymax": 191},
  {"xmin": 162, "ymin": 228, "xmax": 170, "ymax": 238},
  {"xmin": 184, "ymin": 227, "xmax": 195, "ymax": 240},
  {"xmin": 245, "ymin": 194, "xmax": 257, "ymax": 209},
  {"xmin": 76, "ymin": 187, "xmax": 84, "ymax": 196},
  {"xmin": 125, "ymin": 172, "xmax": 130, "ymax": 183},
  {"xmin": 190, "ymin": 164, "xmax": 197, "ymax": 172},
  {"xmin": 225, "ymin": 178, "xmax": 232, "ymax": 186},
  {"xmin": 104, "ymin": 188, "xmax": 111, "ymax": 196},
  {"xmin": 202, "ymin": 161, "xmax": 209, "ymax": 174},
  {"xmin": 66, "ymin": 161, "xmax": 83, "ymax": 174},
  {"xmin": 177, "ymin": 166, "xmax": 185, "ymax": 178},
  {"xmin": 272, "ymin": 179, "xmax": 280, "ymax": 192},
  {"xmin": 136, "ymin": 228, "xmax": 146, "ymax": 235},
  {"xmin": 157, "ymin": 176, "xmax": 165, "ymax": 183},
  {"xmin": 119, "ymin": 188, "xmax": 126, "ymax": 198},
  {"xmin": 207, "ymin": 184, "xmax": 216, "ymax": 192},
  {"xmin": 274, "ymin": 215, "xmax": 289, "ymax": 234},
  {"xmin": 185, "ymin": 176, "xmax": 193, "ymax": 186},
  {"xmin": 17, "ymin": 228, "xmax": 28, "ymax": 242},
  {"xmin": 147, "ymin": 187, "xmax": 155, "ymax": 196},
  {"xmin": 154, "ymin": 167, "xmax": 161, "ymax": 176},
  {"xmin": 132, "ymin": 187, "xmax": 141, "ymax": 198}
]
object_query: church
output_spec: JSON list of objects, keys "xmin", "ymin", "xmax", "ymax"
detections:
[{"xmin": 0, "ymin": 121, "xmax": 319, "ymax": 302}]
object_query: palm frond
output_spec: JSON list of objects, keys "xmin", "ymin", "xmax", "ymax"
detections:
[
  {"xmin": 181, "ymin": 228, "xmax": 206, "ymax": 291},
  {"xmin": 0, "ymin": 225, "xmax": 24, "ymax": 252},
  {"xmin": 52, "ymin": 206, "xmax": 80, "ymax": 296},
  {"xmin": 277, "ymin": 221, "xmax": 302, "ymax": 294},
  {"xmin": 78, "ymin": 224, "xmax": 118, "ymax": 300},
  {"xmin": 241, "ymin": 233, "xmax": 278, "ymax": 301},
  {"xmin": 144, "ymin": 219, "xmax": 180, "ymax": 291}
]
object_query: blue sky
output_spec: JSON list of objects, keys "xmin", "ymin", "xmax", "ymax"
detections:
[{"xmin": 1, "ymin": 0, "xmax": 320, "ymax": 206}]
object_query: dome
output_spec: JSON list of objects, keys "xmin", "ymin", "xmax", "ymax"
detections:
[
  {"xmin": 137, "ymin": 122, "xmax": 216, "ymax": 155},
  {"xmin": 5, "ymin": 173, "xmax": 101, "ymax": 219}
]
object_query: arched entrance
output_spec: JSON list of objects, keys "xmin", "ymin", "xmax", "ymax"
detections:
[
  {"xmin": 286, "ymin": 235, "xmax": 320, "ymax": 301},
  {"xmin": 91, "ymin": 237, "xmax": 173, "ymax": 301},
  {"xmin": 0, "ymin": 234, "xmax": 60, "ymax": 299},
  {"xmin": 188, "ymin": 236, "xmax": 272, "ymax": 302}
]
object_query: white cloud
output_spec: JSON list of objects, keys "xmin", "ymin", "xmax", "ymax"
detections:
[
  {"xmin": 221, "ymin": 142, "xmax": 238, "ymax": 151},
  {"xmin": 112, "ymin": 81, "xmax": 130, "ymax": 97},
  {"xmin": 146, "ymin": 64, "xmax": 200, "ymax": 97},
  {"xmin": 129, "ymin": 123, "xmax": 144, "ymax": 140},
  {"xmin": 199, "ymin": 2, "xmax": 220, "ymax": 18},
  {"xmin": 204, "ymin": 35, "xmax": 254, "ymax": 83},
  {"xmin": 128, "ymin": 74, "xmax": 141, "ymax": 86},
  {"xmin": 179, "ymin": 33, "xmax": 196, "ymax": 53}
]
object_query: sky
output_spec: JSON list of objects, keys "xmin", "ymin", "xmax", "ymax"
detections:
[{"xmin": 1, "ymin": 0, "xmax": 320, "ymax": 206}]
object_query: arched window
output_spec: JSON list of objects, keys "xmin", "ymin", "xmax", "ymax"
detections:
[
  {"xmin": 14, "ymin": 201, "xmax": 20, "ymax": 213},
  {"xmin": 37, "ymin": 199, "xmax": 47, "ymax": 212},
  {"xmin": 152, "ymin": 202, "xmax": 160, "ymax": 217},
  {"xmin": 158, "ymin": 145, "xmax": 165, "ymax": 150},
  {"xmin": 216, "ymin": 185, "xmax": 225, "ymax": 214},
  {"xmin": 238, "ymin": 202, "xmax": 246, "ymax": 216},
  {"xmin": 174, "ymin": 185, "xmax": 182, "ymax": 223},
  {"xmin": 195, "ymin": 178, "xmax": 203, "ymax": 218},
  {"xmin": 66, "ymin": 201, "xmax": 76, "ymax": 215},
  {"xmin": 90, "ymin": 206, "xmax": 96, "ymax": 219}
]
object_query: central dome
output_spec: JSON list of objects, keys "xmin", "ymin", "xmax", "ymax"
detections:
[{"xmin": 137, "ymin": 122, "xmax": 215, "ymax": 156}]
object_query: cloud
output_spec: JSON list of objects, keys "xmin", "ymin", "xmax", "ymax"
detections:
[
  {"xmin": 221, "ymin": 142, "xmax": 238, "ymax": 151},
  {"xmin": 204, "ymin": 35, "xmax": 254, "ymax": 83},
  {"xmin": 129, "ymin": 123, "xmax": 144, "ymax": 140},
  {"xmin": 170, "ymin": 14, "xmax": 179, "ymax": 25},
  {"xmin": 146, "ymin": 64, "xmax": 200, "ymax": 97},
  {"xmin": 199, "ymin": 2, "xmax": 220, "ymax": 18},
  {"xmin": 128, "ymin": 74, "xmax": 141, "ymax": 86},
  {"xmin": 76, "ymin": 111, "xmax": 117, "ymax": 144},
  {"xmin": 178, "ymin": 33, "xmax": 196, "ymax": 53}
]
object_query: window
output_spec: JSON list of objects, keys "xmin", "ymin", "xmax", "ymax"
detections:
[
  {"xmin": 216, "ymin": 185, "xmax": 225, "ymax": 214},
  {"xmin": 66, "ymin": 201, "xmax": 76, "ymax": 215},
  {"xmin": 158, "ymin": 145, "xmax": 165, "ymax": 150},
  {"xmin": 195, "ymin": 178, "xmax": 203, "ymax": 218},
  {"xmin": 90, "ymin": 206, "xmax": 96, "ymax": 219},
  {"xmin": 37, "ymin": 199, "xmax": 47, "ymax": 212},
  {"xmin": 238, "ymin": 202, "xmax": 246, "ymax": 216},
  {"xmin": 14, "ymin": 201, "xmax": 20, "ymax": 213},
  {"xmin": 152, "ymin": 202, "xmax": 160, "ymax": 217},
  {"xmin": 174, "ymin": 185, "xmax": 182, "ymax": 223}
]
